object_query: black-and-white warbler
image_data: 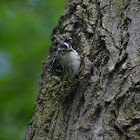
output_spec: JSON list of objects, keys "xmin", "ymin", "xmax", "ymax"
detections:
[{"xmin": 47, "ymin": 42, "xmax": 81, "ymax": 81}]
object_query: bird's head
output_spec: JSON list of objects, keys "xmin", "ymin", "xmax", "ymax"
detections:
[{"xmin": 57, "ymin": 42, "xmax": 73, "ymax": 54}]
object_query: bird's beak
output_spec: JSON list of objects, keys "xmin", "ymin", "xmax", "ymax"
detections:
[{"xmin": 68, "ymin": 48, "xmax": 73, "ymax": 51}]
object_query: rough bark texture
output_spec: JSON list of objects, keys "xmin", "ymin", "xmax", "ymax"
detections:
[{"xmin": 25, "ymin": 0, "xmax": 140, "ymax": 139}]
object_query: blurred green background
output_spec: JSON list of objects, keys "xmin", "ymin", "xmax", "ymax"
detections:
[{"xmin": 0, "ymin": 0, "xmax": 66, "ymax": 140}]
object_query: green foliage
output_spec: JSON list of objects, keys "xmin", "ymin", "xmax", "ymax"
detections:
[{"xmin": 0, "ymin": 0, "xmax": 66, "ymax": 140}]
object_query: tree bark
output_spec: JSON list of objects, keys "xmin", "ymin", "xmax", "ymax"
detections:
[{"xmin": 25, "ymin": 0, "xmax": 140, "ymax": 139}]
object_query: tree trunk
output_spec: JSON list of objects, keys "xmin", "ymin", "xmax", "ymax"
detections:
[{"xmin": 25, "ymin": 0, "xmax": 140, "ymax": 139}]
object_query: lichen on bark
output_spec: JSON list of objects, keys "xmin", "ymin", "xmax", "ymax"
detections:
[{"xmin": 25, "ymin": 0, "xmax": 140, "ymax": 140}]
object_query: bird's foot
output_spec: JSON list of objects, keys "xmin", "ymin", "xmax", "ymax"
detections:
[{"xmin": 80, "ymin": 50, "xmax": 87, "ymax": 59}]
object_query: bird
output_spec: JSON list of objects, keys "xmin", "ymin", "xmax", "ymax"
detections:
[{"xmin": 47, "ymin": 42, "xmax": 81, "ymax": 81}]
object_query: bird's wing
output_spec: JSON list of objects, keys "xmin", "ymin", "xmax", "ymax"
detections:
[{"xmin": 47, "ymin": 53, "xmax": 63, "ymax": 76}]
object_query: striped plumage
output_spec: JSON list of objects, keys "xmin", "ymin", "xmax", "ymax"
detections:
[{"xmin": 48, "ymin": 43, "xmax": 81, "ymax": 81}]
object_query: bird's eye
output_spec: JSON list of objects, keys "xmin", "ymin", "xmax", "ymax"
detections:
[{"xmin": 62, "ymin": 50, "xmax": 65, "ymax": 53}]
